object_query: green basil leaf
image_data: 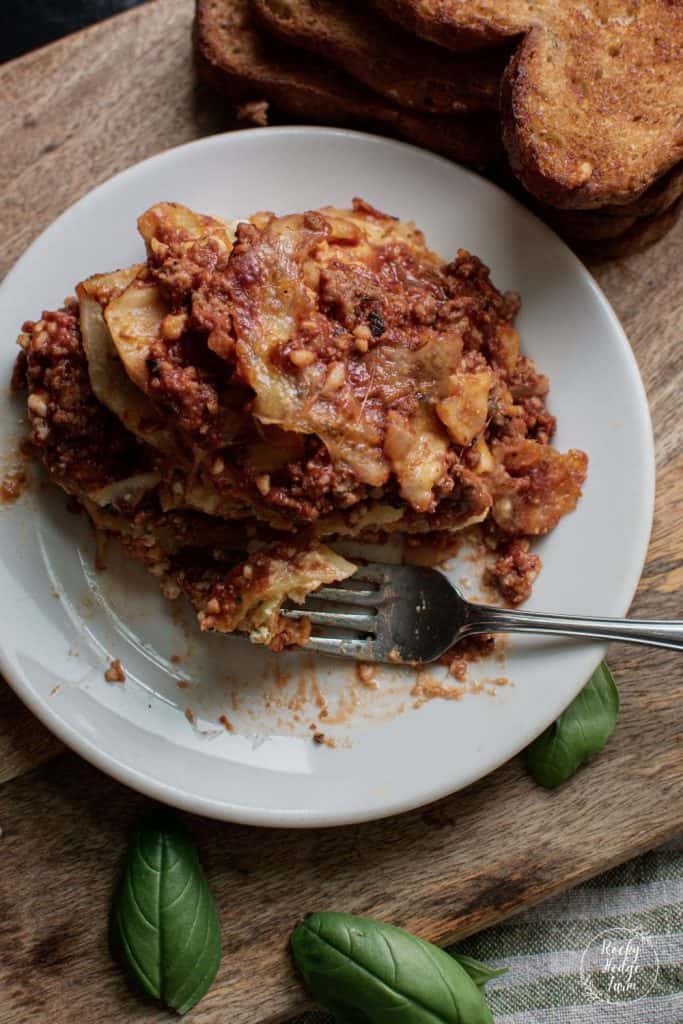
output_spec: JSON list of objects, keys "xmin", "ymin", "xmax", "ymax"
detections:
[
  {"xmin": 526, "ymin": 661, "xmax": 619, "ymax": 789},
  {"xmin": 110, "ymin": 812, "xmax": 221, "ymax": 1015},
  {"xmin": 291, "ymin": 911, "xmax": 494, "ymax": 1024},
  {"xmin": 451, "ymin": 953, "xmax": 508, "ymax": 989}
]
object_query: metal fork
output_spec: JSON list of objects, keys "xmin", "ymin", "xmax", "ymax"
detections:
[{"xmin": 282, "ymin": 563, "xmax": 683, "ymax": 663}]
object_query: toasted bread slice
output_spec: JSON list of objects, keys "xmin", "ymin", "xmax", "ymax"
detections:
[
  {"xmin": 371, "ymin": 0, "xmax": 529, "ymax": 50},
  {"xmin": 373, "ymin": 0, "xmax": 683, "ymax": 209},
  {"xmin": 582, "ymin": 162, "xmax": 683, "ymax": 221},
  {"xmin": 546, "ymin": 200, "xmax": 680, "ymax": 243},
  {"xmin": 194, "ymin": 0, "xmax": 502, "ymax": 166},
  {"xmin": 574, "ymin": 197, "xmax": 682, "ymax": 261},
  {"xmin": 492, "ymin": 161, "xmax": 683, "ymax": 240},
  {"xmin": 502, "ymin": 13, "xmax": 683, "ymax": 209},
  {"xmin": 251, "ymin": 0, "xmax": 507, "ymax": 115}
]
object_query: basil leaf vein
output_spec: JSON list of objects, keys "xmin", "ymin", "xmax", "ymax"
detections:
[
  {"xmin": 525, "ymin": 661, "xmax": 619, "ymax": 789},
  {"xmin": 110, "ymin": 813, "xmax": 222, "ymax": 1015}
]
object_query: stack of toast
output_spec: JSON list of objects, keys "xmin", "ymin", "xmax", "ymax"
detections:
[{"xmin": 194, "ymin": 0, "xmax": 683, "ymax": 257}]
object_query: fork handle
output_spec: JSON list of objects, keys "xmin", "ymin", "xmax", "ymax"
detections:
[{"xmin": 461, "ymin": 606, "xmax": 683, "ymax": 652}]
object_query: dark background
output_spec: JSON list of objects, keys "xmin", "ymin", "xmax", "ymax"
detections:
[{"xmin": 1, "ymin": 0, "xmax": 148, "ymax": 63}]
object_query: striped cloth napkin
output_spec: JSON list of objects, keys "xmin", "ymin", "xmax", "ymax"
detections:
[{"xmin": 295, "ymin": 838, "xmax": 682, "ymax": 1024}]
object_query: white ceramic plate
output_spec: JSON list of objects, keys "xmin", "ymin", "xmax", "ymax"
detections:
[{"xmin": 0, "ymin": 127, "xmax": 654, "ymax": 827}]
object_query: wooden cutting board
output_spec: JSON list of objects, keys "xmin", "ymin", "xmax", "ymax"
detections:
[{"xmin": 0, "ymin": 3, "xmax": 682, "ymax": 1021}]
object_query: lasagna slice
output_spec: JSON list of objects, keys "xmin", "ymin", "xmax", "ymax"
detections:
[{"xmin": 14, "ymin": 199, "xmax": 587, "ymax": 649}]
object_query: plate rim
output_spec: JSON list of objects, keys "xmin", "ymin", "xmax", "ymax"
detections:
[{"xmin": 0, "ymin": 125, "xmax": 655, "ymax": 826}]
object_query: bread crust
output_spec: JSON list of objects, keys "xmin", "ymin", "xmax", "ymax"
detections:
[
  {"xmin": 194, "ymin": 0, "xmax": 503, "ymax": 165},
  {"xmin": 251, "ymin": 0, "xmax": 507, "ymax": 115}
]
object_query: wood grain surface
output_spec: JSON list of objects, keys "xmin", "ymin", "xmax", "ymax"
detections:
[{"xmin": 0, "ymin": 2, "xmax": 682, "ymax": 1022}]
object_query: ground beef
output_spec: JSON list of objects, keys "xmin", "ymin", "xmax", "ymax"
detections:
[
  {"xmin": 147, "ymin": 226, "xmax": 233, "ymax": 306},
  {"xmin": 486, "ymin": 538, "xmax": 542, "ymax": 605},
  {"xmin": 18, "ymin": 302, "xmax": 148, "ymax": 495},
  {"xmin": 147, "ymin": 332, "xmax": 228, "ymax": 452},
  {"xmin": 520, "ymin": 396, "xmax": 556, "ymax": 443},
  {"xmin": 258, "ymin": 444, "xmax": 370, "ymax": 522},
  {"xmin": 442, "ymin": 249, "xmax": 520, "ymax": 360},
  {"xmin": 10, "ymin": 349, "xmax": 27, "ymax": 391}
]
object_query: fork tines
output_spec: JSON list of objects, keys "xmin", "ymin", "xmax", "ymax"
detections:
[{"xmin": 281, "ymin": 566, "xmax": 387, "ymax": 658}]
